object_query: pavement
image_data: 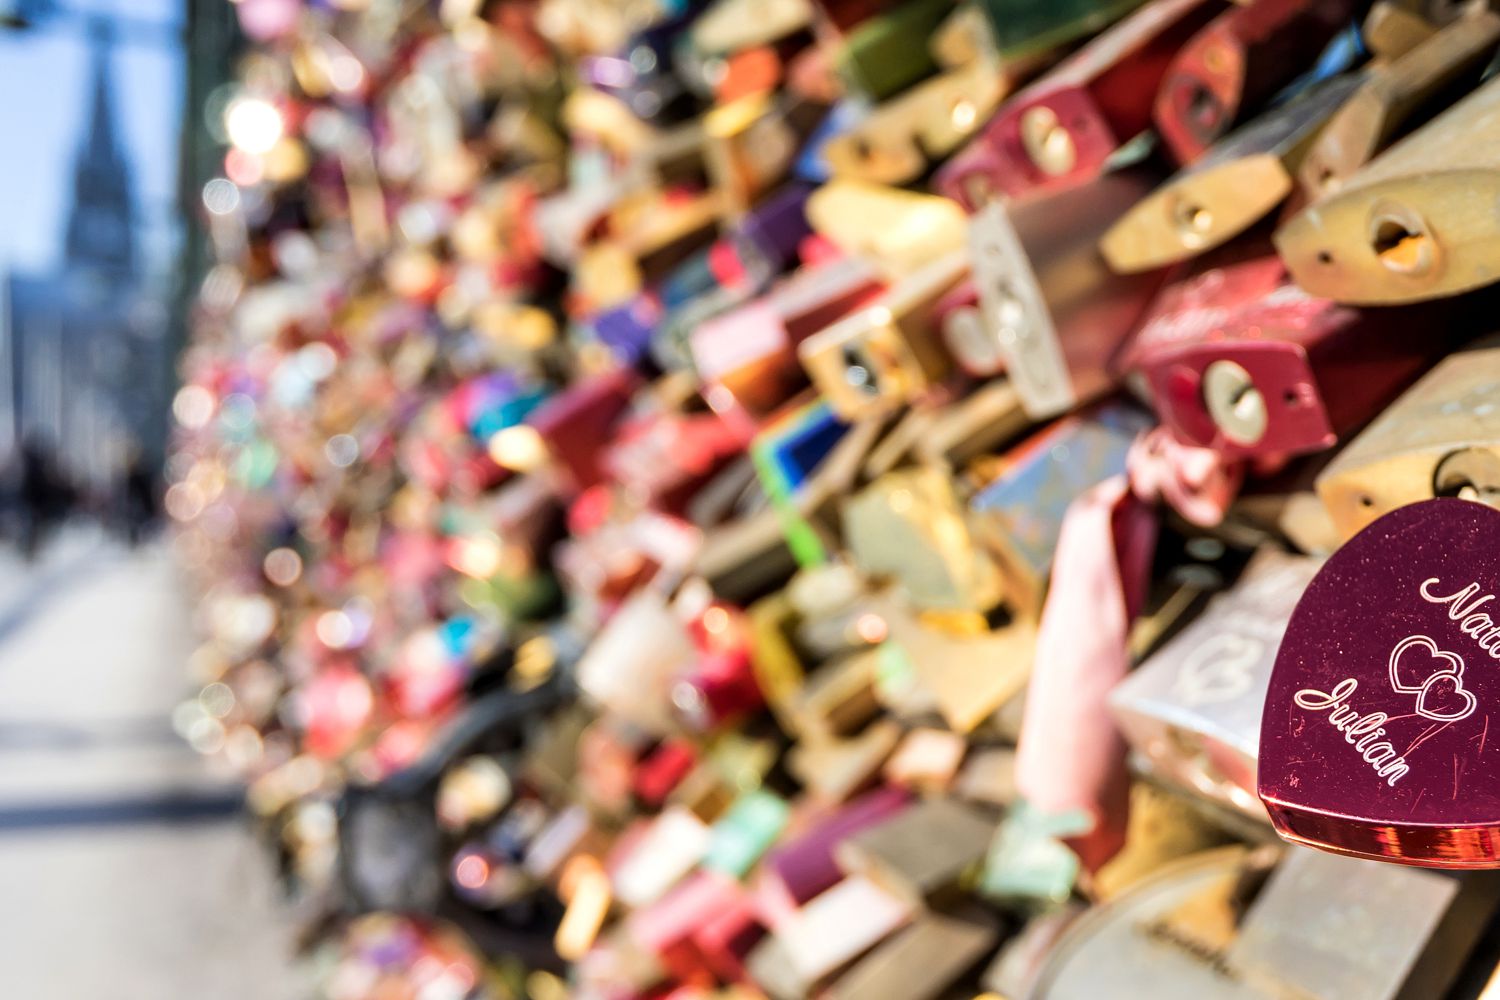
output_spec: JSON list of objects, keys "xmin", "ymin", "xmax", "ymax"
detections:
[{"xmin": 0, "ymin": 525, "xmax": 305, "ymax": 999}]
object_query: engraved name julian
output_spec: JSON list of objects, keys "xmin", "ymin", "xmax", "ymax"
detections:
[{"xmin": 1293, "ymin": 679, "xmax": 1410, "ymax": 786}]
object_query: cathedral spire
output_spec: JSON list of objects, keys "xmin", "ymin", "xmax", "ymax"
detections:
[{"xmin": 63, "ymin": 17, "xmax": 137, "ymax": 280}]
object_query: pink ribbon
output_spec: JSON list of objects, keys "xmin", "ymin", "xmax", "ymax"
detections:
[
  {"xmin": 1127, "ymin": 428, "xmax": 1243, "ymax": 529},
  {"xmin": 1016, "ymin": 427, "xmax": 1241, "ymax": 872}
]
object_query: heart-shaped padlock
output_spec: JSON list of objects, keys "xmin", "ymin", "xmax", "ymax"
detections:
[{"xmin": 1259, "ymin": 498, "xmax": 1500, "ymax": 867}]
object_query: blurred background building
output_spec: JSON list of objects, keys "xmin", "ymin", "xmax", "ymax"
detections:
[
  {"xmin": 0, "ymin": 8, "xmax": 298, "ymax": 998},
  {"xmin": 0, "ymin": 0, "xmax": 232, "ymax": 506},
  {"xmin": 4, "ymin": 18, "xmax": 164, "ymax": 495}
]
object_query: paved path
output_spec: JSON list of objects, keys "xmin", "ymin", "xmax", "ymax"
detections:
[{"xmin": 0, "ymin": 527, "xmax": 304, "ymax": 999}]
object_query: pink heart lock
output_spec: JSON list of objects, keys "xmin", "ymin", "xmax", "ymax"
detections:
[{"xmin": 1259, "ymin": 498, "xmax": 1500, "ymax": 867}]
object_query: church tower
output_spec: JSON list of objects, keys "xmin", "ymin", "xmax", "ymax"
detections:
[{"xmin": 62, "ymin": 18, "xmax": 137, "ymax": 283}]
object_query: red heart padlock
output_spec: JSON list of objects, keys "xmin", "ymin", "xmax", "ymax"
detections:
[{"xmin": 1259, "ymin": 498, "xmax": 1500, "ymax": 867}]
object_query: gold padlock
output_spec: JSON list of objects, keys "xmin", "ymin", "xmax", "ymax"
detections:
[
  {"xmin": 1276, "ymin": 73, "xmax": 1500, "ymax": 304},
  {"xmin": 824, "ymin": 63, "xmax": 1015, "ymax": 185},
  {"xmin": 1316, "ymin": 336, "xmax": 1500, "ymax": 541},
  {"xmin": 1100, "ymin": 76, "xmax": 1361, "ymax": 274},
  {"xmin": 865, "ymin": 591, "xmax": 1037, "ymax": 733},
  {"xmin": 799, "ymin": 251, "xmax": 967, "ymax": 419},
  {"xmin": 1299, "ymin": 7, "xmax": 1500, "ymax": 199},
  {"xmin": 841, "ymin": 465, "xmax": 1005, "ymax": 614},
  {"xmin": 806, "ymin": 179, "xmax": 969, "ymax": 277}
]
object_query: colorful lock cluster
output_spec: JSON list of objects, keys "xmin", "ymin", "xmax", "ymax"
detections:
[{"xmin": 168, "ymin": 0, "xmax": 1500, "ymax": 997}]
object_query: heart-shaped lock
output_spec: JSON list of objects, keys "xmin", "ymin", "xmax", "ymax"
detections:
[{"xmin": 1259, "ymin": 498, "xmax": 1500, "ymax": 868}]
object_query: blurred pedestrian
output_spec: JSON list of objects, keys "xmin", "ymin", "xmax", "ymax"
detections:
[
  {"xmin": 121, "ymin": 446, "xmax": 158, "ymax": 547},
  {"xmin": 18, "ymin": 436, "xmax": 73, "ymax": 560}
]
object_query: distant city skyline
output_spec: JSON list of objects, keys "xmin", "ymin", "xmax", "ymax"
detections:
[{"xmin": 0, "ymin": 0, "xmax": 184, "ymax": 279}]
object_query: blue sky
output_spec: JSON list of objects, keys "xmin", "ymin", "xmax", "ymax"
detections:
[{"xmin": 0, "ymin": 0, "xmax": 184, "ymax": 278}]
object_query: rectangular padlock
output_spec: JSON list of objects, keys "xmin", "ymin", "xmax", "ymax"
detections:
[
  {"xmin": 882, "ymin": 727, "xmax": 969, "ymax": 792},
  {"xmin": 574, "ymin": 589, "xmax": 701, "ymax": 736},
  {"xmin": 1133, "ymin": 255, "xmax": 1453, "ymax": 461},
  {"xmin": 825, "ymin": 907, "xmax": 1000, "ymax": 1000},
  {"xmin": 704, "ymin": 92, "xmax": 824, "ymax": 218},
  {"xmin": 955, "ymin": 746, "xmax": 1019, "ymax": 807},
  {"xmin": 752, "ymin": 398, "xmax": 863, "ymax": 567},
  {"xmin": 1108, "ymin": 548, "xmax": 1321, "ymax": 820},
  {"xmin": 824, "ymin": 61, "xmax": 1015, "ymax": 186},
  {"xmin": 694, "ymin": 891, "xmax": 768, "ymax": 983},
  {"xmin": 1090, "ymin": 782, "xmax": 1236, "ymax": 901},
  {"xmin": 974, "ymin": 0, "xmax": 1149, "ymax": 61},
  {"xmin": 592, "ymin": 295, "xmax": 664, "ymax": 368},
  {"xmin": 1153, "ymin": 0, "xmax": 1362, "ymax": 164},
  {"xmin": 786, "ymin": 717, "xmax": 904, "ymax": 801},
  {"xmin": 745, "ymin": 590, "xmax": 811, "ymax": 731},
  {"xmin": 518, "ymin": 366, "xmax": 643, "ymax": 491},
  {"xmin": 966, "ymin": 165, "xmax": 1167, "ymax": 420},
  {"xmin": 1298, "ymin": 7, "xmax": 1500, "ymax": 199},
  {"xmin": 758, "ymin": 785, "xmax": 911, "ymax": 918},
  {"xmin": 791, "ymin": 647, "xmax": 884, "ymax": 740},
  {"xmin": 627, "ymin": 869, "xmax": 747, "ymax": 957},
  {"xmin": 841, "ymin": 465, "xmax": 1006, "ymax": 614},
  {"xmin": 969, "ymin": 403, "xmax": 1150, "ymax": 616},
  {"xmin": 935, "ymin": 0, "xmax": 1226, "ymax": 208},
  {"xmin": 1229, "ymin": 847, "xmax": 1499, "ymax": 1000},
  {"xmin": 574, "ymin": 925, "xmax": 666, "ymax": 998},
  {"xmin": 716, "ymin": 183, "xmax": 817, "ymax": 292},
  {"xmin": 866, "ymin": 592, "xmax": 1038, "ymax": 732},
  {"xmin": 625, "ymin": 118, "xmax": 713, "ymax": 191},
  {"xmin": 610, "ymin": 806, "xmax": 713, "ymax": 908},
  {"xmin": 834, "ymin": 0, "xmax": 955, "ymax": 101},
  {"xmin": 703, "ymin": 788, "xmax": 793, "ymax": 877},
  {"xmin": 798, "ymin": 251, "xmax": 967, "ymax": 419},
  {"xmin": 1315, "ymin": 336, "xmax": 1500, "ymax": 543},
  {"xmin": 1358, "ymin": 1, "xmax": 1437, "ymax": 62},
  {"xmin": 524, "ymin": 802, "xmax": 608, "ymax": 885},
  {"xmin": 1275, "ymin": 71, "xmax": 1500, "ymax": 304},
  {"xmin": 605, "ymin": 407, "xmax": 761, "ymax": 516},
  {"xmin": 617, "ymin": 190, "xmax": 724, "ymax": 285},
  {"xmin": 1101, "ymin": 73, "xmax": 1364, "ymax": 274},
  {"xmin": 755, "ymin": 874, "xmax": 915, "ymax": 994},
  {"xmin": 912, "ymin": 378, "xmax": 1034, "ymax": 469},
  {"xmin": 690, "ymin": 0, "xmax": 815, "ymax": 59},
  {"xmin": 834, "ymin": 795, "xmax": 999, "ymax": 904},
  {"xmin": 694, "ymin": 416, "xmax": 883, "ymax": 601},
  {"xmin": 806, "ymin": 179, "xmax": 969, "ymax": 277},
  {"xmin": 691, "ymin": 255, "xmax": 885, "ymax": 416}
]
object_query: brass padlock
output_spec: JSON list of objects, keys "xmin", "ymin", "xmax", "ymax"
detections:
[
  {"xmin": 1298, "ymin": 7, "xmax": 1500, "ymax": 199},
  {"xmin": 1101, "ymin": 75, "xmax": 1362, "ymax": 274},
  {"xmin": 842, "ymin": 465, "xmax": 1005, "ymax": 614},
  {"xmin": 806, "ymin": 179, "xmax": 969, "ymax": 277},
  {"xmin": 798, "ymin": 251, "xmax": 967, "ymax": 419},
  {"xmin": 1276, "ymin": 74, "xmax": 1500, "ymax": 304},
  {"xmin": 1316, "ymin": 336, "xmax": 1500, "ymax": 541},
  {"xmin": 824, "ymin": 63, "xmax": 1012, "ymax": 185}
]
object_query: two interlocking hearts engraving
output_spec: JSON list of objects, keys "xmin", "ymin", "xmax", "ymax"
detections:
[{"xmin": 1388, "ymin": 635, "xmax": 1478, "ymax": 723}]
